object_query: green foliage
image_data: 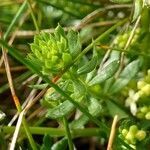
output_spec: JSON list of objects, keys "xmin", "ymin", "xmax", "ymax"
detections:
[
  {"xmin": 40, "ymin": 135, "xmax": 53, "ymax": 150},
  {"xmin": 132, "ymin": 0, "xmax": 142, "ymax": 22},
  {"xmin": 88, "ymin": 60, "xmax": 120, "ymax": 86},
  {"xmin": 1, "ymin": 0, "xmax": 150, "ymax": 149},
  {"xmin": 110, "ymin": 59, "xmax": 140, "ymax": 93},
  {"xmin": 110, "ymin": 0, "xmax": 132, "ymax": 3}
]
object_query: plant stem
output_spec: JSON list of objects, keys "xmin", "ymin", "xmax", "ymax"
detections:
[
  {"xmin": 63, "ymin": 117, "xmax": 74, "ymax": 150},
  {"xmin": 22, "ymin": 117, "xmax": 37, "ymax": 150},
  {"xmin": 27, "ymin": 0, "xmax": 40, "ymax": 33},
  {"xmin": 1, "ymin": 126, "xmax": 101, "ymax": 137},
  {"xmin": 74, "ymin": 18, "xmax": 128, "ymax": 63}
]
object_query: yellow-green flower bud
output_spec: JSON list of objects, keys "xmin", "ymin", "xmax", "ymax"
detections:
[
  {"xmin": 125, "ymin": 132, "xmax": 136, "ymax": 144},
  {"xmin": 122, "ymin": 129, "xmax": 128, "ymax": 137},
  {"xmin": 140, "ymin": 106, "xmax": 149, "ymax": 113},
  {"xmin": 137, "ymin": 81, "xmax": 147, "ymax": 90},
  {"xmin": 135, "ymin": 130, "xmax": 146, "ymax": 141},
  {"xmin": 129, "ymin": 125, "xmax": 138, "ymax": 135},
  {"xmin": 145, "ymin": 112, "xmax": 150, "ymax": 120},
  {"xmin": 138, "ymin": 90, "xmax": 144, "ymax": 97},
  {"xmin": 141, "ymin": 84, "xmax": 150, "ymax": 96}
]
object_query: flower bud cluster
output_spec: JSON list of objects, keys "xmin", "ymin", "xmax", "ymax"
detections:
[
  {"xmin": 28, "ymin": 25, "xmax": 81, "ymax": 76},
  {"xmin": 119, "ymin": 125, "xmax": 146, "ymax": 145},
  {"xmin": 137, "ymin": 70, "xmax": 150, "ymax": 97},
  {"xmin": 125, "ymin": 70, "xmax": 150, "ymax": 115},
  {"xmin": 136, "ymin": 106, "xmax": 150, "ymax": 119},
  {"xmin": 113, "ymin": 28, "xmax": 140, "ymax": 49}
]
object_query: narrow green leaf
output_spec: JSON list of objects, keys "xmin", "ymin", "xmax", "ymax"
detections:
[
  {"xmin": 40, "ymin": 135, "xmax": 53, "ymax": 150},
  {"xmin": 77, "ymin": 56, "xmax": 98, "ymax": 75},
  {"xmin": 70, "ymin": 115, "xmax": 89, "ymax": 129},
  {"xmin": 72, "ymin": 78, "xmax": 87, "ymax": 98},
  {"xmin": 70, "ymin": 98, "xmax": 103, "ymax": 129},
  {"xmin": 29, "ymin": 83, "xmax": 48, "ymax": 89},
  {"xmin": 132, "ymin": 0, "xmax": 142, "ymax": 22},
  {"xmin": 4, "ymin": 0, "xmax": 27, "ymax": 39},
  {"xmin": 55, "ymin": 24, "xmax": 66, "ymax": 41},
  {"xmin": 51, "ymin": 137, "xmax": 68, "ymax": 150},
  {"xmin": 110, "ymin": 59, "xmax": 140, "ymax": 93},
  {"xmin": 106, "ymin": 99, "xmax": 129, "ymax": 120},
  {"xmin": 86, "ymin": 69, "xmax": 97, "ymax": 83},
  {"xmin": 88, "ymin": 98, "xmax": 102, "ymax": 117},
  {"xmin": 110, "ymin": 0, "xmax": 132, "ymax": 3},
  {"xmin": 67, "ymin": 30, "xmax": 81, "ymax": 58},
  {"xmin": 46, "ymin": 100, "xmax": 74, "ymax": 119},
  {"xmin": 89, "ymin": 60, "xmax": 120, "ymax": 86}
]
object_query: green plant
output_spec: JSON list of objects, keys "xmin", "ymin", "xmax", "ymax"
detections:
[{"xmin": 0, "ymin": 0, "xmax": 150, "ymax": 149}]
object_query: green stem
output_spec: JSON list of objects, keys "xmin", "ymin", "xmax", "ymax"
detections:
[
  {"xmin": 22, "ymin": 117, "xmax": 37, "ymax": 150},
  {"xmin": 27, "ymin": 0, "xmax": 40, "ymax": 32},
  {"xmin": 74, "ymin": 18, "xmax": 128, "ymax": 63},
  {"xmin": 1, "ymin": 126, "xmax": 101, "ymax": 137},
  {"xmin": 63, "ymin": 117, "xmax": 74, "ymax": 150}
]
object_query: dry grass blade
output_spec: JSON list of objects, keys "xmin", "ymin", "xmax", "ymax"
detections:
[
  {"xmin": 9, "ymin": 110, "xmax": 25, "ymax": 150},
  {"xmin": 107, "ymin": 115, "xmax": 118, "ymax": 150}
]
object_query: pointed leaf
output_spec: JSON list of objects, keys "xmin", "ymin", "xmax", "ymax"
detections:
[
  {"xmin": 67, "ymin": 30, "xmax": 81, "ymax": 58},
  {"xmin": 110, "ymin": 0, "xmax": 132, "ymax": 3},
  {"xmin": 132, "ymin": 0, "xmax": 142, "ymax": 22},
  {"xmin": 88, "ymin": 98, "xmax": 102, "ymax": 116},
  {"xmin": 40, "ymin": 135, "xmax": 53, "ymax": 150},
  {"xmin": 86, "ymin": 69, "xmax": 97, "ymax": 83},
  {"xmin": 46, "ymin": 100, "xmax": 74, "ymax": 119},
  {"xmin": 106, "ymin": 99, "xmax": 129, "ymax": 120},
  {"xmin": 51, "ymin": 137, "xmax": 68, "ymax": 150},
  {"xmin": 77, "ymin": 56, "xmax": 98, "ymax": 75},
  {"xmin": 29, "ymin": 83, "xmax": 48, "ymax": 89},
  {"xmin": 110, "ymin": 59, "xmax": 140, "ymax": 93},
  {"xmin": 89, "ymin": 60, "xmax": 120, "ymax": 86},
  {"xmin": 72, "ymin": 78, "xmax": 86, "ymax": 98},
  {"xmin": 54, "ymin": 24, "xmax": 66, "ymax": 41}
]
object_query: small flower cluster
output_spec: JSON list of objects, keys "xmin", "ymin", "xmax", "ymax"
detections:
[
  {"xmin": 119, "ymin": 125, "xmax": 146, "ymax": 145},
  {"xmin": 137, "ymin": 70, "xmax": 150, "ymax": 97},
  {"xmin": 136, "ymin": 106, "xmax": 150, "ymax": 120},
  {"xmin": 28, "ymin": 25, "xmax": 81, "ymax": 76},
  {"xmin": 113, "ymin": 28, "xmax": 140, "ymax": 49},
  {"xmin": 125, "ymin": 70, "xmax": 150, "ymax": 115}
]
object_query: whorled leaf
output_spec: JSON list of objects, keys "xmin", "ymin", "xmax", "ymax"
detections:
[
  {"xmin": 109, "ymin": 59, "xmax": 140, "ymax": 93},
  {"xmin": 40, "ymin": 135, "xmax": 53, "ymax": 150},
  {"xmin": 29, "ymin": 83, "xmax": 48, "ymax": 89},
  {"xmin": 51, "ymin": 137, "xmax": 68, "ymax": 150},
  {"xmin": 132, "ymin": 0, "xmax": 142, "ymax": 22},
  {"xmin": 67, "ymin": 30, "xmax": 81, "ymax": 58},
  {"xmin": 110, "ymin": 0, "xmax": 132, "ymax": 3},
  {"xmin": 77, "ymin": 56, "xmax": 98, "ymax": 75},
  {"xmin": 89, "ymin": 60, "xmax": 120, "ymax": 86},
  {"xmin": 46, "ymin": 100, "xmax": 75, "ymax": 119}
]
